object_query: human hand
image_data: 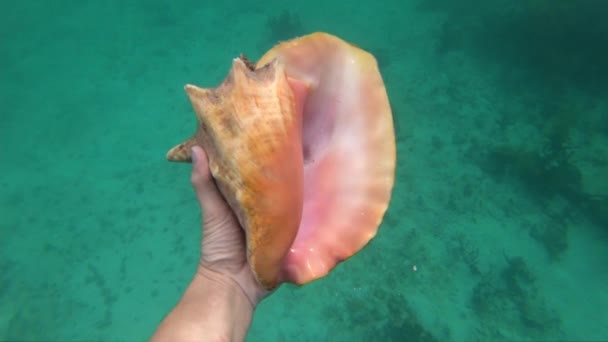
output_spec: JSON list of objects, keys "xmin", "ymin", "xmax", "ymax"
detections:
[{"xmin": 190, "ymin": 146, "xmax": 270, "ymax": 307}]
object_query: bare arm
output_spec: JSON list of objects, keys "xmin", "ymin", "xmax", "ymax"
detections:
[
  {"xmin": 151, "ymin": 268, "xmax": 255, "ymax": 342},
  {"xmin": 152, "ymin": 147, "xmax": 270, "ymax": 341}
]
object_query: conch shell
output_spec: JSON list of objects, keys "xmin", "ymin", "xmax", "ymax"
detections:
[{"xmin": 167, "ymin": 32, "xmax": 395, "ymax": 289}]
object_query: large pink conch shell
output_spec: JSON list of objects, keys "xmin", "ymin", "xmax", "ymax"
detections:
[{"xmin": 167, "ymin": 32, "xmax": 396, "ymax": 289}]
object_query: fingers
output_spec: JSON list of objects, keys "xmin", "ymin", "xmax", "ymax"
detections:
[{"xmin": 190, "ymin": 146, "xmax": 228, "ymax": 216}]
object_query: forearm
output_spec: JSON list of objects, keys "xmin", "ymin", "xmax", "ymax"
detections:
[{"xmin": 151, "ymin": 269, "xmax": 255, "ymax": 342}]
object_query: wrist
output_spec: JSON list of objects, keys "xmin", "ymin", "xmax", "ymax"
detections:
[
  {"xmin": 151, "ymin": 266, "xmax": 256, "ymax": 342},
  {"xmin": 189, "ymin": 268, "xmax": 255, "ymax": 341},
  {"xmin": 196, "ymin": 265, "xmax": 266, "ymax": 309}
]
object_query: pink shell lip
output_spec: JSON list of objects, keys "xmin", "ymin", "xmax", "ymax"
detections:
[{"xmin": 256, "ymin": 32, "xmax": 396, "ymax": 286}]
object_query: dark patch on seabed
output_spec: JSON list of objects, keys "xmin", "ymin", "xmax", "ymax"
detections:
[
  {"xmin": 419, "ymin": 0, "xmax": 608, "ymax": 233},
  {"xmin": 423, "ymin": 1, "xmax": 608, "ymax": 96}
]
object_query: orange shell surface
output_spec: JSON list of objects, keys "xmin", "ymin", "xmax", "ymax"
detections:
[
  {"xmin": 168, "ymin": 58, "xmax": 304, "ymax": 289},
  {"xmin": 167, "ymin": 32, "xmax": 396, "ymax": 289}
]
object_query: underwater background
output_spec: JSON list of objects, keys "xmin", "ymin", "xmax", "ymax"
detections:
[{"xmin": 1, "ymin": 0, "xmax": 607, "ymax": 340}]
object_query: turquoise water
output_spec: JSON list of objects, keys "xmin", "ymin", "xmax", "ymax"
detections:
[{"xmin": 2, "ymin": 0, "xmax": 607, "ymax": 340}]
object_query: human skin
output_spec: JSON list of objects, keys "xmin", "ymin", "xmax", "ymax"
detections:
[{"xmin": 151, "ymin": 146, "xmax": 269, "ymax": 342}]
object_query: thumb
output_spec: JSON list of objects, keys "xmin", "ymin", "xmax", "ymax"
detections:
[{"xmin": 190, "ymin": 146, "xmax": 230, "ymax": 219}]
